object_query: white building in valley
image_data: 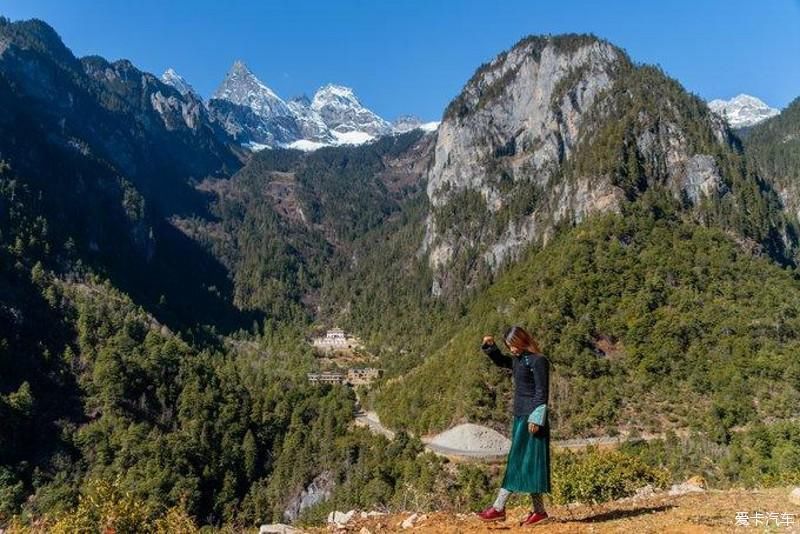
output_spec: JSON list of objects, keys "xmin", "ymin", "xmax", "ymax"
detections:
[{"xmin": 311, "ymin": 328, "xmax": 360, "ymax": 352}]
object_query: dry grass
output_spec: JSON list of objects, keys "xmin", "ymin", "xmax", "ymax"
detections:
[{"xmin": 312, "ymin": 487, "xmax": 799, "ymax": 533}]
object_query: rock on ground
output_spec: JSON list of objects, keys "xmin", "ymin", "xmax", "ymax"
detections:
[
  {"xmin": 259, "ymin": 524, "xmax": 299, "ymax": 534},
  {"xmin": 668, "ymin": 475, "xmax": 707, "ymax": 496},
  {"xmin": 327, "ymin": 510, "xmax": 356, "ymax": 528}
]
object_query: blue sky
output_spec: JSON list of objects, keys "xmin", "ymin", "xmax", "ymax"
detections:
[{"xmin": 3, "ymin": 0, "xmax": 799, "ymax": 121}]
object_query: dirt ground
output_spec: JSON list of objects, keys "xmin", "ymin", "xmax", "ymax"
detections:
[{"xmin": 315, "ymin": 487, "xmax": 799, "ymax": 533}]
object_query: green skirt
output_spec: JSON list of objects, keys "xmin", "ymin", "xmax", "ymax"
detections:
[{"xmin": 500, "ymin": 415, "xmax": 551, "ymax": 493}]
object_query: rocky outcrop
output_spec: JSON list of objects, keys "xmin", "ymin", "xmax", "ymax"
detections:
[
  {"xmin": 422, "ymin": 34, "xmax": 752, "ymax": 297},
  {"xmin": 283, "ymin": 471, "xmax": 335, "ymax": 522}
]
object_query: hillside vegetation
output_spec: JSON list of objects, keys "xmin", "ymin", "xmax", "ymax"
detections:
[
  {"xmin": 374, "ymin": 193, "xmax": 800, "ymax": 439},
  {"xmin": 2, "ymin": 17, "xmax": 800, "ymax": 532}
]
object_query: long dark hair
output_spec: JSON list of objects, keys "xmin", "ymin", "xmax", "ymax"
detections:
[{"xmin": 503, "ymin": 325, "xmax": 541, "ymax": 354}]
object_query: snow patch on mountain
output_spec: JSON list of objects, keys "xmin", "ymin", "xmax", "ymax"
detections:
[
  {"xmin": 287, "ymin": 95, "xmax": 335, "ymax": 143},
  {"xmin": 287, "ymin": 139, "xmax": 329, "ymax": 151},
  {"xmin": 394, "ymin": 115, "xmax": 441, "ymax": 134},
  {"xmin": 419, "ymin": 121, "xmax": 440, "ymax": 132},
  {"xmin": 708, "ymin": 94, "xmax": 779, "ymax": 129}
]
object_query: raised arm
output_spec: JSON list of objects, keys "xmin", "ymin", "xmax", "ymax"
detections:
[{"xmin": 481, "ymin": 337, "xmax": 512, "ymax": 370}]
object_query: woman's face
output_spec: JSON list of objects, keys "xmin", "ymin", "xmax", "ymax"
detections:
[{"xmin": 506, "ymin": 343, "xmax": 523, "ymax": 356}]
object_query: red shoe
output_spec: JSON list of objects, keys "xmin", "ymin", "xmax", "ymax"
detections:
[
  {"xmin": 520, "ymin": 511, "xmax": 550, "ymax": 526},
  {"xmin": 476, "ymin": 506, "xmax": 506, "ymax": 522}
]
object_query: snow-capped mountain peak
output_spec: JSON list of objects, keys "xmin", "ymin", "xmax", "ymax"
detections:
[
  {"xmin": 311, "ymin": 83, "xmax": 392, "ymax": 136},
  {"xmin": 213, "ymin": 60, "xmax": 291, "ymax": 118},
  {"xmin": 207, "ymin": 65, "xmax": 431, "ymax": 152},
  {"xmin": 311, "ymin": 84, "xmax": 361, "ymax": 110},
  {"xmin": 161, "ymin": 68, "xmax": 197, "ymax": 98},
  {"xmin": 708, "ymin": 94, "xmax": 779, "ymax": 129}
]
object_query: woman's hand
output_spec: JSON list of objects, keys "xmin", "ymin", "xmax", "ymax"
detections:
[
  {"xmin": 482, "ymin": 335, "xmax": 495, "ymax": 346},
  {"xmin": 528, "ymin": 422, "xmax": 540, "ymax": 434}
]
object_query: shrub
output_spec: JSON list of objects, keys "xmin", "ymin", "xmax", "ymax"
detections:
[{"xmin": 551, "ymin": 447, "xmax": 669, "ymax": 505}]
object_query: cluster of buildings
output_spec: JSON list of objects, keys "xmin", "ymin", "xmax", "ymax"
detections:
[
  {"xmin": 307, "ymin": 367, "xmax": 383, "ymax": 386},
  {"xmin": 311, "ymin": 327, "xmax": 360, "ymax": 352},
  {"xmin": 307, "ymin": 328, "xmax": 381, "ymax": 386}
]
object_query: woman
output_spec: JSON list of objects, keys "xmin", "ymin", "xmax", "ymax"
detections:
[{"xmin": 476, "ymin": 326, "xmax": 551, "ymax": 527}]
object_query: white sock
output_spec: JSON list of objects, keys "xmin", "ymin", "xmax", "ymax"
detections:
[
  {"xmin": 531, "ymin": 493, "xmax": 546, "ymax": 513},
  {"xmin": 493, "ymin": 487, "xmax": 511, "ymax": 511}
]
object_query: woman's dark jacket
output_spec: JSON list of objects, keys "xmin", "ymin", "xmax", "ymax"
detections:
[{"xmin": 482, "ymin": 342, "xmax": 549, "ymax": 418}]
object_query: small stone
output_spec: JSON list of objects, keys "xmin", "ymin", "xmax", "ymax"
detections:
[
  {"xmin": 359, "ymin": 528, "xmax": 372, "ymax": 534},
  {"xmin": 790, "ymin": 487, "xmax": 800, "ymax": 506},
  {"xmin": 327, "ymin": 510, "xmax": 356, "ymax": 527},
  {"xmin": 365, "ymin": 511, "xmax": 386, "ymax": 517},
  {"xmin": 401, "ymin": 512, "xmax": 419, "ymax": 529},
  {"xmin": 259, "ymin": 525, "xmax": 299, "ymax": 534}
]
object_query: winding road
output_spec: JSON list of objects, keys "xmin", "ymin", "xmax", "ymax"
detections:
[{"xmin": 354, "ymin": 408, "xmax": 673, "ymax": 461}]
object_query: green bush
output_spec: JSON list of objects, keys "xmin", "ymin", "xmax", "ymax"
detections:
[{"xmin": 551, "ymin": 448, "xmax": 669, "ymax": 505}]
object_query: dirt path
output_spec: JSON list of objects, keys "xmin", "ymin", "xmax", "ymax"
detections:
[
  {"xmin": 313, "ymin": 486, "xmax": 800, "ymax": 533},
  {"xmin": 354, "ymin": 410, "xmax": 395, "ymax": 440}
]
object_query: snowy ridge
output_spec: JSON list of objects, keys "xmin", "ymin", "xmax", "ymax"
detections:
[
  {"xmin": 393, "ymin": 115, "xmax": 441, "ymax": 134},
  {"xmin": 161, "ymin": 68, "xmax": 198, "ymax": 99},
  {"xmin": 708, "ymin": 94, "xmax": 779, "ymax": 129},
  {"xmin": 205, "ymin": 60, "xmax": 436, "ymax": 151},
  {"xmin": 311, "ymin": 83, "xmax": 392, "ymax": 137}
]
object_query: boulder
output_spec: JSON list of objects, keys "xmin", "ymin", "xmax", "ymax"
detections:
[
  {"xmin": 668, "ymin": 476, "xmax": 707, "ymax": 496},
  {"xmin": 790, "ymin": 487, "xmax": 800, "ymax": 506},
  {"xmin": 327, "ymin": 510, "xmax": 356, "ymax": 528}
]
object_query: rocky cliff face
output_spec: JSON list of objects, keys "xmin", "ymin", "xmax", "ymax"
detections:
[{"xmin": 422, "ymin": 34, "xmax": 778, "ymax": 298}]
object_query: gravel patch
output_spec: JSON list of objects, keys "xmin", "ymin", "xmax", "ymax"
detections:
[{"xmin": 426, "ymin": 423, "xmax": 511, "ymax": 454}]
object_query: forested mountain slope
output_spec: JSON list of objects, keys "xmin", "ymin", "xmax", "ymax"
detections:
[
  {"xmin": 745, "ymin": 97, "xmax": 800, "ymax": 224},
  {"xmin": 424, "ymin": 35, "xmax": 795, "ymax": 299},
  {"xmin": 182, "ymin": 129, "xmax": 435, "ymax": 316},
  {"xmin": 0, "ymin": 17, "xmax": 252, "ymax": 332},
  {"xmin": 374, "ymin": 198, "xmax": 800, "ymax": 438},
  {"xmin": 2, "ymin": 15, "xmax": 800, "ymax": 532}
]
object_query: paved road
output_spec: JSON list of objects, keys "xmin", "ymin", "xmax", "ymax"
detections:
[{"xmin": 354, "ymin": 409, "xmax": 672, "ymax": 461}]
